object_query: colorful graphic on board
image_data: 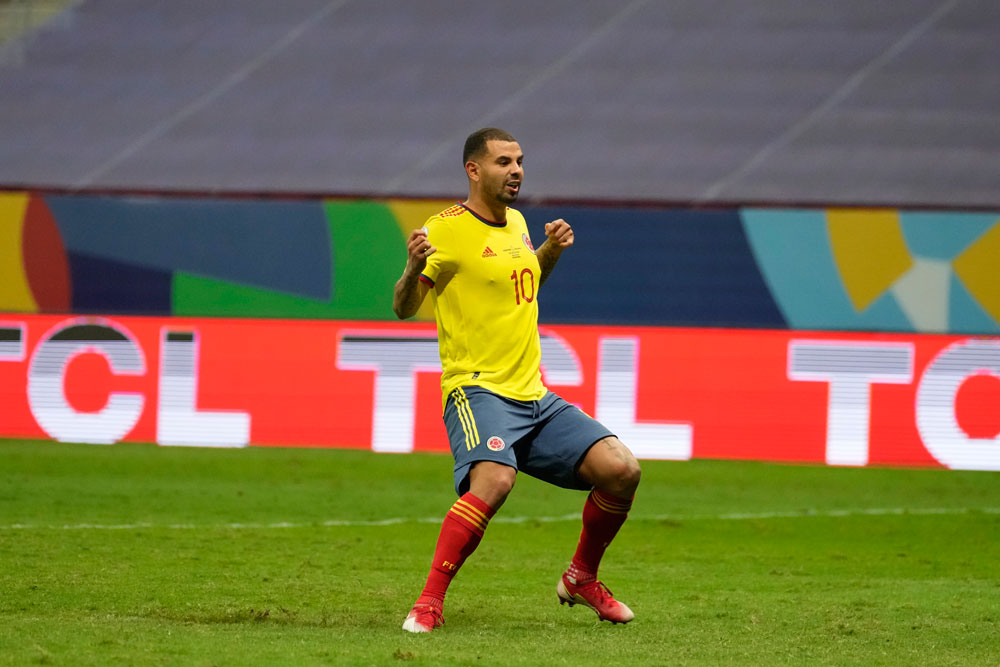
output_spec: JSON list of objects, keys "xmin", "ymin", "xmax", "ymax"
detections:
[{"xmin": 1, "ymin": 191, "xmax": 998, "ymax": 333}]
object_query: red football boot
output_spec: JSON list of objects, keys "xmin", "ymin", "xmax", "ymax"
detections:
[
  {"xmin": 557, "ymin": 574, "xmax": 635, "ymax": 624},
  {"xmin": 402, "ymin": 598, "xmax": 444, "ymax": 633}
]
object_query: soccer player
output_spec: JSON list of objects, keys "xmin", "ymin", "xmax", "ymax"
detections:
[{"xmin": 393, "ymin": 128, "xmax": 641, "ymax": 632}]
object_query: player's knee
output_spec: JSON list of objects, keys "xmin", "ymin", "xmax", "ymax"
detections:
[
  {"xmin": 469, "ymin": 461, "xmax": 516, "ymax": 508},
  {"xmin": 488, "ymin": 466, "xmax": 517, "ymax": 497},
  {"xmin": 614, "ymin": 452, "xmax": 642, "ymax": 496},
  {"xmin": 602, "ymin": 441, "xmax": 641, "ymax": 497}
]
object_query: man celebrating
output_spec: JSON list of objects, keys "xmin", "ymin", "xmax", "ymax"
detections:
[{"xmin": 393, "ymin": 128, "xmax": 641, "ymax": 632}]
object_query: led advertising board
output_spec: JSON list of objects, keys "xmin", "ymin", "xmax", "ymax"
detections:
[{"xmin": 1, "ymin": 315, "xmax": 998, "ymax": 470}]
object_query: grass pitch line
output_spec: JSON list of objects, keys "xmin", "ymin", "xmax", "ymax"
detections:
[{"xmin": 2, "ymin": 507, "xmax": 997, "ymax": 532}]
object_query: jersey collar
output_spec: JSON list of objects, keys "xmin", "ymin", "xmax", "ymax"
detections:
[{"xmin": 461, "ymin": 203, "xmax": 507, "ymax": 227}]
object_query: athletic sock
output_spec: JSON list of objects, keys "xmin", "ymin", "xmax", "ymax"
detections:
[
  {"xmin": 418, "ymin": 492, "xmax": 495, "ymax": 604},
  {"xmin": 566, "ymin": 489, "xmax": 633, "ymax": 584}
]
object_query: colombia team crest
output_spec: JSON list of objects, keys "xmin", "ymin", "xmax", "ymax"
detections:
[
  {"xmin": 522, "ymin": 233, "xmax": 535, "ymax": 253},
  {"xmin": 487, "ymin": 436, "xmax": 506, "ymax": 451}
]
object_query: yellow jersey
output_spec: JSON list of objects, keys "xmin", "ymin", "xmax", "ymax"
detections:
[{"xmin": 419, "ymin": 204, "xmax": 547, "ymax": 409}]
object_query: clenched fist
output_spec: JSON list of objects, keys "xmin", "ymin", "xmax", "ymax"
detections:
[
  {"xmin": 544, "ymin": 219, "xmax": 574, "ymax": 249},
  {"xmin": 406, "ymin": 227, "xmax": 436, "ymax": 271}
]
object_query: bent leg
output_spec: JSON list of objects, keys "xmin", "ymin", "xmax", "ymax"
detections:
[
  {"xmin": 576, "ymin": 436, "xmax": 641, "ymax": 497},
  {"xmin": 566, "ymin": 437, "xmax": 641, "ymax": 582},
  {"xmin": 557, "ymin": 437, "xmax": 640, "ymax": 623},
  {"xmin": 406, "ymin": 461, "xmax": 516, "ymax": 632},
  {"xmin": 406, "ymin": 386, "xmax": 527, "ymax": 632}
]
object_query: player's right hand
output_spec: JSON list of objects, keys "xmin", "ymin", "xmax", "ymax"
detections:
[{"xmin": 406, "ymin": 227, "xmax": 436, "ymax": 271}]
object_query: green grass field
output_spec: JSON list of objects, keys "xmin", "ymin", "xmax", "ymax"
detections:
[{"xmin": 1, "ymin": 439, "xmax": 998, "ymax": 666}]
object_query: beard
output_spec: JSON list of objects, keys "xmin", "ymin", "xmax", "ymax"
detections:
[{"xmin": 496, "ymin": 180, "xmax": 520, "ymax": 204}]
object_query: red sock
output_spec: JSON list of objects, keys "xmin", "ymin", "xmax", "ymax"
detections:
[
  {"xmin": 565, "ymin": 489, "xmax": 633, "ymax": 584},
  {"xmin": 418, "ymin": 492, "xmax": 495, "ymax": 604}
]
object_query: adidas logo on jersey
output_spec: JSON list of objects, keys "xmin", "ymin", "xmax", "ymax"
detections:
[{"xmin": 482, "ymin": 246, "xmax": 497, "ymax": 258}]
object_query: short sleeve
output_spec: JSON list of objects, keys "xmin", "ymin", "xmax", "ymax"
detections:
[{"xmin": 420, "ymin": 218, "xmax": 457, "ymax": 287}]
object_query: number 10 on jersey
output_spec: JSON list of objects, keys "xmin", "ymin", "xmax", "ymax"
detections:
[{"xmin": 511, "ymin": 268, "xmax": 535, "ymax": 305}]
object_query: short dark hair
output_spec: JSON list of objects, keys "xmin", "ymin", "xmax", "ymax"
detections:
[{"xmin": 463, "ymin": 128, "xmax": 517, "ymax": 165}]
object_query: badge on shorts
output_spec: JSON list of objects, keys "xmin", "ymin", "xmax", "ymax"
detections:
[{"xmin": 487, "ymin": 436, "xmax": 506, "ymax": 451}]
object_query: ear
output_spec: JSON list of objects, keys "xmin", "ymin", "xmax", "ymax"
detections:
[{"xmin": 465, "ymin": 160, "xmax": 480, "ymax": 182}]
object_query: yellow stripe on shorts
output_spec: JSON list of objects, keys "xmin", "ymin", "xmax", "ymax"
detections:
[
  {"xmin": 451, "ymin": 389, "xmax": 471, "ymax": 450},
  {"xmin": 453, "ymin": 388, "xmax": 480, "ymax": 451}
]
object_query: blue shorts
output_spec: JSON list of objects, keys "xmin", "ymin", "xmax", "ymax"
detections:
[{"xmin": 443, "ymin": 386, "xmax": 615, "ymax": 496}]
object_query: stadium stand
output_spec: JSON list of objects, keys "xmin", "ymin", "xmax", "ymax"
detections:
[{"xmin": 0, "ymin": 0, "xmax": 997, "ymax": 206}]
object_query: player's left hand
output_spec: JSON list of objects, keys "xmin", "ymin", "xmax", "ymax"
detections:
[{"xmin": 544, "ymin": 219, "xmax": 574, "ymax": 249}]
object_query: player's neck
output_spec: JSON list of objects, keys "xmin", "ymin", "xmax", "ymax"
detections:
[{"xmin": 463, "ymin": 196, "xmax": 507, "ymax": 225}]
